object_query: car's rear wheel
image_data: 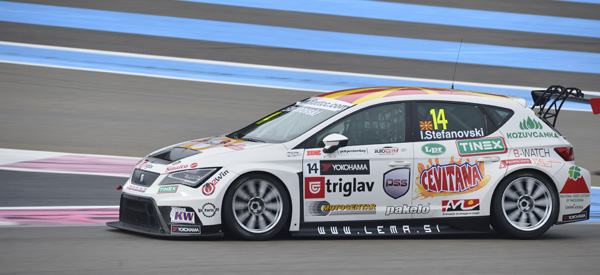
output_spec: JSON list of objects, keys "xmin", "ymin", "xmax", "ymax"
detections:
[
  {"xmin": 222, "ymin": 173, "xmax": 290, "ymax": 240},
  {"xmin": 491, "ymin": 171, "xmax": 558, "ymax": 239}
]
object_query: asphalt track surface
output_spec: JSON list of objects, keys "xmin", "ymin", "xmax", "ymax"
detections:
[{"xmin": 1, "ymin": 0, "xmax": 600, "ymax": 274}]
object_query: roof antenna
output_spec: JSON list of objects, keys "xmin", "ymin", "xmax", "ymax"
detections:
[{"xmin": 451, "ymin": 38, "xmax": 463, "ymax": 90}]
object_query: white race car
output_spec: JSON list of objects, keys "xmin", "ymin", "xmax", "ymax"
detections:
[{"xmin": 108, "ymin": 86, "xmax": 592, "ymax": 240}]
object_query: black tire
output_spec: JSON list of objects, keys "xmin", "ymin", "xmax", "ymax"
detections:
[
  {"xmin": 222, "ymin": 173, "xmax": 290, "ymax": 241},
  {"xmin": 491, "ymin": 171, "xmax": 559, "ymax": 239}
]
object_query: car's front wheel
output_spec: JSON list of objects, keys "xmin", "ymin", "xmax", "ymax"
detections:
[
  {"xmin": 222, "ymin": 173, "xmax": 290, "ymax": 240},
  {"xmin": 491, "ymin": 171, "xmax": 558, "ymax": 239}
]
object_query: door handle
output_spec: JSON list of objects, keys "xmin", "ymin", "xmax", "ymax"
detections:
[
  {"xmin": 476, "ymin": 156, "xmax": 500, "ymax": 162},
  {"xmin": 388, "ymin": 161, "xmax": 411, "ymax": 167}
]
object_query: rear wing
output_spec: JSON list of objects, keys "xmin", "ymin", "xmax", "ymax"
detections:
[
  {"xmin": 591, "ymin": 98, "xmax": 600, "ymax": 115},
  {"xmin": 530, "ymin": 85, "xmax": 584, "ymax": 127}
]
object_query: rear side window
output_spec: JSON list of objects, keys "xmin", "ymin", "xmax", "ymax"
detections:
[
  {"xmin": 483, "ymin": 105, "xmax": 514, "ymax": 129},
  {"xmin": 414, "ymin": 102, "xmax": 490, "ymax": 141}
]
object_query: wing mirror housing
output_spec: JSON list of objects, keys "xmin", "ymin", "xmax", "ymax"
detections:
[{"xmin": 322, "ymin": 134, "xmax": 348, "ymax": 153}]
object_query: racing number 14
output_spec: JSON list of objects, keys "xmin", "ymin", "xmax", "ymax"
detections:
[{"xmin": 430, "ymin": 109, "xmax": 448, "ymax": 130}]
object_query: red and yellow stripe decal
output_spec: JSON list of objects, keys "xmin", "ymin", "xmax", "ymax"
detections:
[{"xmin": 317, "ymin": 86, "xmax": 510, "ymax": 104}]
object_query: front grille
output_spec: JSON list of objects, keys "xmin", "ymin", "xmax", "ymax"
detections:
[
  {"xmin": 130, "ymin": 169, "xmax": 160, "ymax": 187},
  {"xmin": 119, "ymin": 194, "xmax": 162, "ymax": 232}
]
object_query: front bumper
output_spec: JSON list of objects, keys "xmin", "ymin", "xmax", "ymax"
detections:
[{"xmin": 106, "ymin": 193, "xmax": 223, "ymax": 237}]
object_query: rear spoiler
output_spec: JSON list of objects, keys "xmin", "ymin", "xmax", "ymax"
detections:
[
  {"xmin": 531, "ymin": 85, "xmax": 584, "ymax": 127},
  {"xmin": 591, "ymin": 98, "xmax": 600, "ymax": 115}
]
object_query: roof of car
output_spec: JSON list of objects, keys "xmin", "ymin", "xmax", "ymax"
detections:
[{"xmin": 316, "ymin": 86, "xmax": 511, "ymax": 105}]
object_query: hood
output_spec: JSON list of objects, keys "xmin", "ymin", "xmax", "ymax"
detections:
[{"xmin": 145, "ymin": 136, "xmax": 268, "ymax": 165}]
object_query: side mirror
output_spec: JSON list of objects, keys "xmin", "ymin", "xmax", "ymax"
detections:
[{"xmin": 322, "ymin": 134, "xmax": 348, "ymax": 153}]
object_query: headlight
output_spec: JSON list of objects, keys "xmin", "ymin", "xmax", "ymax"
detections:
[{"xmin": 159, "ymin": 168, "xmax": 219, "ymax": 188}]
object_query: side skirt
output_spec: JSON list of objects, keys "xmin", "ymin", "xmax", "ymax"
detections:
[{"xmin": 292, "ymin": 217, "xmax": 490, "ymax": 237}]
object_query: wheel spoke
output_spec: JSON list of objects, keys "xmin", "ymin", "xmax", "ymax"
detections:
[
  {"xmin": 518, "ymin": 212, "xmax": 528, "ymax": 227},
  {"xmin": 514, "ymin": 179, "xmax": 526, "ymax": 196},
  {"xmin": 264, "ymin": 202, "xmax": 280, "ymax": 212},
  {"xmin": 262, "ymin": 208, "xmax": 276, "ymax": 223},
  {"xmin": 531, "ymin": 186, "xmax": 547, "ymax": 200},
  {"xmin": 533, "ymin": 197, "xmax": 548, "ymax": 208},
  {"xmin": 504, "ymin": 201, "xmax": 518, "ymax": 211},
  {"xmin": 532, "ymin": 206, "xmax": 547, "ymax": 218},
  {"xmin": 235, "ymin": 188, "xmax": 252, "ymax": 201},
  {"xmin": 246, "ymin": 215, "xmax": 257, "ymax": 230},
  {"xmin": 525, "ymin": 178, "xmax": 535, "ymax": 196},
  {"xmin": 247, "ymin": 180, "xmax": 259, "ymax": 196},
  {"xmin": 504, "ymin": 189, "xmax": 520, "ymax": 201},
  {"xmin": 236, "ymin": 211, "xmax": 251, "ymax": 223},
  {"xmin": 263, "ymin": 188, "xmax": 279, "ymax": 203},
  {"xmin": 257, "ymin": 215, "xmax": 267, "ymax": 230},
  {"xmin": 508, "ymin": 209, "xmax": 522, "ymax": 221},
  {"xmin": 528, "ymin": 212, "xmax": 539, "ymax": 226},
  {"xmin": 234, "ymin": 201, "xmax": 248, "ymax": 211},
  {"xmin": 258, "ymin": 181, "xmax": 268, "ymax": 197}
]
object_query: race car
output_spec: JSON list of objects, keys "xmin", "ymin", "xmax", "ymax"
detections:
[{"xmin": 107, "ymin": 85, "xmax": 592, "ymax": 240}]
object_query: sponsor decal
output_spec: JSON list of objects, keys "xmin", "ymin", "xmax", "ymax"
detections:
[
  {"xmin": 202, "ymin": 170, "xmax": 229, "ymax": 196},
  {"xmin": 320, "ymin": 160, "xmax": 370, "ymax": 175},
  {"xmin": 507, "ymin": 118, "xmax": 559, "ymax": 139},
  {"xmin": 307, "ymin": 201, "xmax": 376, "ymax": 216},
  {"xmin": 286, "ymin": 151, "xmax": 301, "ymax": 157},
  {"xmin": 383, "ymin": 168, "xmax": 410, "ymax": 199},
  {"xmin": 506, "ymin": 131, "xmax": 559, "ymax": 139},
  {"xmin": 202, "ymin": 183, "xmax": 215, "ymax": 196},
  {"xmin": 170, "ymin": 207, "xmax": 195, "ymax": 224},
  {"xmin": 325, "ymin": 177, "xmax": 374, "ymax": 197},
  {"xmin": 420, "ymin": 128, "xmax": 484, "ymax": 140},
  {"xmin": 513, "ymin": 148, "xmax": 551, "ymax": 158},
  {"xmin": 166, "ymin": 164, "xmax": 189, "ymax": 173},
  {"xmin": 307, "ymin": 150, "xmax": 321, "ymax": 156},
  {"xmin": 385, "ymin": 204, "xmax": 430, "ymax": 215},
  {"xmin": 198, "ymin": 203, "xmax": 219, "ymax": 218},
  {"xmin": 442, "ymin": 199, "xmax": 480, "ymax": 212},
  {"xmin": 185, "ymin": 138, "xmax": 245, "ymax": 151},
  {"xmin": 138, "ymin": 161, "xmax": 153, "ymax": 170},
  {"xmin": 560, "ymin": 193, "xmax": 590, "ymax": 203},
  {"xmin": 419, "ymin": 121, "xmax": 433, "ymax": 130},
  {"xmin": 560, "ymin": 166, "xmax": 589, "ymax": 194},
  {"xmin": 304, "ymin": 177, "xmax": 374, "ymax": 198},
  {"xmin": 562, "ymin": 212, "xmax": 588, "ymax": 222},
  {"xmin": 126, "ymin": 185, "xmax": 147, "ymax": 193},
  {"xmin": 499, "ymin": 159, "xmax": 532, "ymax": 168},
  {"xmin": 305, "ymin": 177, "xmax": 325, "ymax": 199},
  {"xmin": 282, "ymin": 105, "xmax": 323, "ymax": 116},
  {"xmin": 224, "ymin": 143, "xmax": 246, "ymax": 151},
  {"xmin": 299, "ymin": 97, "xmax": 354, "ymax": 111},
  {"xmin": 171, "ymin": 225, "xmax": 201, "ymax": 234},
  {"xmin": 422, "ymin": 143, "xmax": 445, "ymax": 156},
  {"xmin": 414, "ymin": 158, "xmax": 490, "ymax": 199},
  {"xmin": 374, "ymin": 146, "xmax": 399, "ymax": 155},
  {"xmin": 190, "ymin": 163, "xmax": 198, "ymax": 168},
  {"xmin": 337, "ymin": 148, "xmax": 368, "ymax": 155},
  {"xmin": 316, "ymin": 224, "xmax": 440, "ymax": 235},
  {"xmin": 519, "ymin": 116, "xmax": 543, "ymax": 130},
  {"xmin": 158, "ymin": 186, "xmax": 178, "ymax": 194},
  {"xmin": 456, "ymin": 137, "xmax": 507, "ymax": 156},
  {"xmin": 531, "ymin": 158, "xmax": 561, "ymax": 168}
]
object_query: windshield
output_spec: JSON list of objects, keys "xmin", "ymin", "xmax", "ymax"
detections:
[{"xmin": 228, "ymin": 97, "xmax": 354, "ymax": 143}]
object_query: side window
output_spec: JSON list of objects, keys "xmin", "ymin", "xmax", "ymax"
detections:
[
  {"xmin": 311, "ymin": 103, "xmax": 407, "ymax": 147},
  {"xmin": 415, "ymin": 102, "xmax": 489, "ymax": 141},
  {"xmin": 483, "ymin": 105, "xmax": 514, "ymax": 129}
]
